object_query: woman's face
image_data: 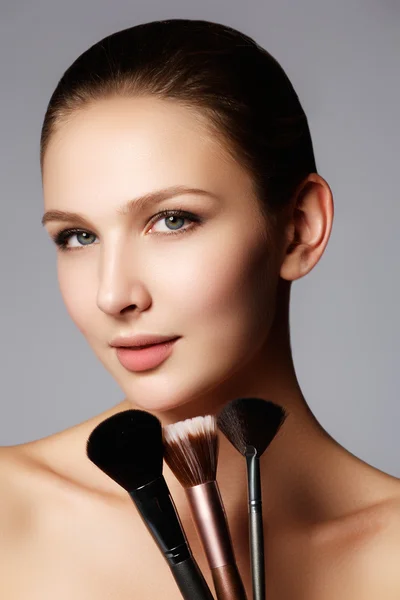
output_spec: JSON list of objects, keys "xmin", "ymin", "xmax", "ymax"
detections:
[{"xmin": 42, "ymin": 96, "xmax": 281, "ymax": 413}]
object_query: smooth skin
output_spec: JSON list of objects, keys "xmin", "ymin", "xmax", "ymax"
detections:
[{"xmin": 1, "ymin": 96, "xmax": 400, "ymax": 599}]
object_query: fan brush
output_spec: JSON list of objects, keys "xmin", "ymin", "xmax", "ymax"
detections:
[{"xmin": 217, "ymin": 398, "xmax": 287, "ymax": 600}]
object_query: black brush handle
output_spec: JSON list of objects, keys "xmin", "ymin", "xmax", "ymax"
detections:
[
  {"xmin": 171, "ymin": 556, "xmax": 215, "ymax": 600},
  {"xmin": 129, "ymin": 477, "xmax": 215, "ymax": 600},
  {"xmin": 129, "ymin": 477, "xmax": 189, "ymax": 556},
  {"xmin": 246, "ymin": 452, "xmax": 265, "ymax": 600}
]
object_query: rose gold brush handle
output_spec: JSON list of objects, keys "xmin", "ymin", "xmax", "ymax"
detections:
[
  {"xmin": 212, "ymin": 564, "xmax": 247, "ymax": 600},
  {"xmin": 186, "ymin": 482, "xmax": 248, "ymax": 600}
]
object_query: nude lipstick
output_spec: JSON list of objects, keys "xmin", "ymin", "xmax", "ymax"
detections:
[{"xmin": 111, "ymin": 334, "xmax": 181, "ymax": 372}]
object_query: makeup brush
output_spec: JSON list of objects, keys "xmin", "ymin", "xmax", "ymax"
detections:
[
  {"xmin": 217, "ymin": 398, "xmax": 287, "ymax": 600},
  {"xmin": 86, "ymin": 409, "xmax": 215, "ymax": 600},
  {"xmin": 163, "ymin": 415, "xmax": 248, "ymax": 600}
]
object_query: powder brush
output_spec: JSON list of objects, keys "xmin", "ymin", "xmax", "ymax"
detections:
[
  {"xmin": 86, "ymin": 409, "xmax": 215, "ymax": 600},
  {"xmin": 217, "ymin": 398, "xmax": 287, "ymax": 600},
  {"xmin": 163, "ymin": 415, "xmax": 247, "ymax": 600}
]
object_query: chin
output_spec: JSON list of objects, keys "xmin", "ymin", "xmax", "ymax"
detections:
[
  {"xmin": 122, "ymin": 391, "xmax": 197, "ymax": 416},
  {"xmin": 117, "ymin": 367, "xmax": 228, "ymax": 416}
]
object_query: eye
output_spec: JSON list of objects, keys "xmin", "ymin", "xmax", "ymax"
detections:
[
  {"xmin": 51, "ymin": 209, "xmax": 202, "ymax": 252},
  {"xmin": 52, "ymin": 229, "xmax": 98, "ymax": 251},
  {"xmin": 147, "ymin": 209, "xmax": 201, "ymax": 235}
]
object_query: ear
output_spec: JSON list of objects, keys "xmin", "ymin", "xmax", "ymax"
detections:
[{"xmin": 279, "ymin": 173, "xmax": 334, "ymax": 281}]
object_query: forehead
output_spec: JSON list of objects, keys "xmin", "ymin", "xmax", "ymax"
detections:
[{"xmin": 42, "ymin": 96, "xmax": 250, "ymax": 211}]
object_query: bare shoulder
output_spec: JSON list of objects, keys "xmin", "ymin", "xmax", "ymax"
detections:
[
  {"xmin": 307, "ymin": 497, "xmax": 400, "ymax": 599},
  {"xmin": 0, "ymin": 445, "xmax": 29, "ymax": 502},
  {"xmin": 270, "ymin": 494, "xmax": 400, "ymax": 599},
  {"xmin": 0, "ymin": 445, "xmax": 38, "ymax": 534},
  {"xmin": 0, "ymin": 443, "xmax": 185, "ymax": 599}
]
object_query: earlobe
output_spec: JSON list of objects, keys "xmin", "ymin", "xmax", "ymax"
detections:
[
  {"xmin": 279, "ymin": 240, "xmax": 309, "ymax": 282},
  {"xmin": 279, "ymin": 174, "xmax": 334, "ymax": 282}
]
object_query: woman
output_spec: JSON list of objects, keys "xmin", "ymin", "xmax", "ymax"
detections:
[{"xmin": 1, "ymin": 18, "xmax": 400, "ymax": 599}]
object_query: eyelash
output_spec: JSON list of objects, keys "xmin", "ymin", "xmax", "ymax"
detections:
[{"xmin": 51, "ymin": 209, "xmax": 202, "ymax": 252}]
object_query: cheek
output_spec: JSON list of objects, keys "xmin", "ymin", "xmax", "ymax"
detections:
[
  {"xmin": 160, "ymin": 230, "xmax": 277, "ymax": 342},
  {"xmin": 57, "ymin": 259, "xmax": 96, "ymax": 337}
]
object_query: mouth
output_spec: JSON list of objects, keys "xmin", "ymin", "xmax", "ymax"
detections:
[{"xmin": 114, "ymin": 337, "xmax": 180, "ymax": 372}]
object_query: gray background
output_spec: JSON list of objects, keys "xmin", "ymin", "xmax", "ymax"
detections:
[{"xmin": 0, "ymin": 1, "xmax": 399, "ymax": 475}]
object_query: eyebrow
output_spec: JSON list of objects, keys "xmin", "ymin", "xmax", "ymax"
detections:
[{"xmin": 41, "ymin": 185, "xmax": 219, "ymax": 227}]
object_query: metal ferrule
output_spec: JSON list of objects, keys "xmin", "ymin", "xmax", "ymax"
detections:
[
  {"xmin": 185, "ymin": 481, "xmax": 236, "ymax": 569},
  {"xmin": 245, "ymin": 447, "xmax": 262, "ymax": 513}
]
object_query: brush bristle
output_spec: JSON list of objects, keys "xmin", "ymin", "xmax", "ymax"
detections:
[
  {"xmin": 163, "ymin": 415, "xmax": 218, "ymax": 487},
  {"xmin": 217, "ymin": 397, "xmax": 286, "ymax": 457},
  {"xmin": 86, "ymin": 409, "xmax": 164, "ymax": 491}
]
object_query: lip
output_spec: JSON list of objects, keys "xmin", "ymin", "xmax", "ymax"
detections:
[
  {"xmin": 110, "ymin": 334, "xmax": 180, "ymax": 349},
  {"xmin": 114, "ymin": 338, "xmax": 180, "ymax": 372}
]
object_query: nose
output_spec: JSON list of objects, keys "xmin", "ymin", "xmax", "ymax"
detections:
[{"xmin": 96, "ymin": 242, "xmax": 152, "ymax": 316}]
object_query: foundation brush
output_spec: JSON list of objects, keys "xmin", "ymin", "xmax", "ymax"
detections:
[
  {"xmin": 163, "ymin": 415, "xmax": 248, "ymax": 600},
  {"xmin": 86, "ymin": 409, "xmax": 215, "ymax": 600},
  {"xmin": 217, "ymin": 398, "xmax": 287, "ymax": 600}
]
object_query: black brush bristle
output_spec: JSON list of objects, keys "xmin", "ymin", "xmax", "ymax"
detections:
[
  {"xmin": 217, "ymin": 397, "xmax": 287, "ymax": 457},
  {"xmin": 86, "ymin": 409, "xmax": 164, "ymax": 491}
]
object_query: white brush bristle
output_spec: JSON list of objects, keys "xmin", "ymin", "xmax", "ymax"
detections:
[
  {"xmin": 163, "ymin": 415, "xmax": 218, "ymax": 486},
  {"xmin": 164, "ymin": 415, "xmax": 217, "ymax": 443}
]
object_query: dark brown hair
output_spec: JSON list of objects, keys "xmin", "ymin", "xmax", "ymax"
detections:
[{"xmin": 40, "ymin": 18, "xmax": 317, "ymax": 227}]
